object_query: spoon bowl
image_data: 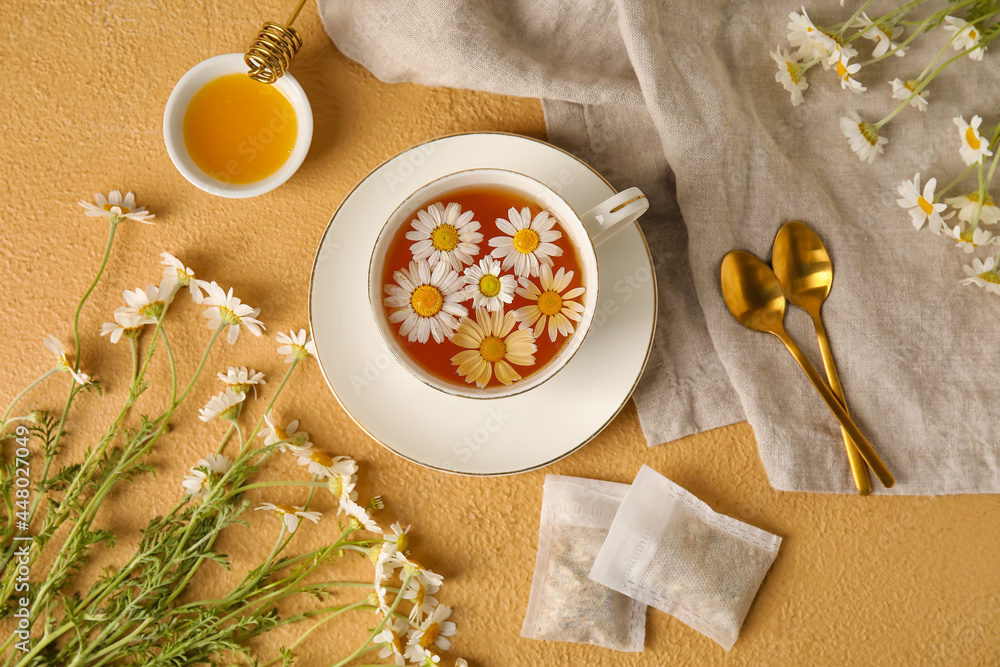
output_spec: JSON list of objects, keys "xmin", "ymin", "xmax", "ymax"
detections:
[{"xmin": 720, "ymin": 251, "xmax": 786, "ymax": 334}]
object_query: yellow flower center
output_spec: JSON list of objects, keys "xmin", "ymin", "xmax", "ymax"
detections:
[
  {"xmin": 966, "ymin": 128, "xmax": 981, "ymax": 150},
  {"xmin": 411, "ymin": 285, "xmax": 443, "ymax": 317},
  {"xmin": 430, "ymin": 224, "xmax": 459, "ymax": 252},
  {"xmin": 310, "ymin": 450, "xmax": 334, "ymax": 467},
  {"xmin": 103, "ymin": 203, "xmax": 131, "ymax": 215},
  {"xmin": 396, "ymin": 533, "xmax": 409, "ymax": 553},
  {"xmin": 274, "ymin": 505, "xmax": 296, "ymax": 515},
  {"xmin": 836, "ymin": 61, "xmax": 849, "ymax": 80},
  {"xmin": 219, "ymin": 305, "xmax": 242, "ymax": 326},
  {"xmin": 328, "ymin": 474, "xmax": 344, "ymax": 497},
  {"xmin": 174, "ymin": 268, "xmax": 191, "ymax": 286},
  {"xmin": 785, "ymin": 61, "xmax": 801, "ymax": 84},
  {"xmin": 917, "ymin": 197, "xmax": 934, "ymax": 216},
  {"xmin": 858, "ymin": 122, "xmax": 879, "ymax": 147},
  {"xmin": 960, "ymin": 229, "xmax": 978, "ymax": 245},
  {"xmin": 479, "ymin": 274, "xmax": 501, "ymax": 297},
  {"xmin": 980, "ymin": 271, "xmax": 1000, "ymax": 284},
  {"xmin": 413, "ymin": 582, "xmax": 426, "ymax": 609},
  {"xmin": 537, "ymin": 291, "xmax": 563, "ymax": 316},
  {"xmin": 969, "ymin": 28, "xmax": 978, "ymax": 39},
  {"xmin": 512, "ymin": 228, "xmax": 540, "ymax": 254},
  {"xmin": 419, "ymin": 622, "xmax": 441, "ymax": 649},
  {"xmin": 479, "ymin": 335, "xmax": 506, "ymax": 363}
]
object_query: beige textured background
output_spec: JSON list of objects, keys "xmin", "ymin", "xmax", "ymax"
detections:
[{"xmin": 1, "ymin": 1, "xmax": 999, "ymax": 665}]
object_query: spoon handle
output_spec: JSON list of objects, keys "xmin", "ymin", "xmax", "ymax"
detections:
[
  {"xmin": 774, "ymin": 329, "xmax": 895, "ymax": 488},
  {"xmin": 811, "ymin": 313, "xmax": 872, "ymax": 496}
]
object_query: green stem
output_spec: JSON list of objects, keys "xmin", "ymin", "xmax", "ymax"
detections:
[
  {"xmin": 235, "ymin": 480, "xmax": 329, "ymax": 493},
  {"xmin": 72, "ymin": 218, "xmax": 118, "ymax": 371},
  {"xmin": 0, "ymin": 368, "xmax": 57, "ymax": 432},
  {"xmin": 328, "ymin": 572, "xmax": 414, "ymax": 667},
  {"xmin": 173, "ymin": 325, "xmax": 224, "ymax": 407}
]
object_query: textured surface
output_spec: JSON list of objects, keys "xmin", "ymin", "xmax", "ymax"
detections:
[{"xmin": 0, "ymin": 1, "xmax": 998, "ymax": 665}]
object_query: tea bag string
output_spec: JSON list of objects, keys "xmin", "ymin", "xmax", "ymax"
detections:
[{"xmin": 244, "ymin": 0, "xmax": 308, "ymax": 84}]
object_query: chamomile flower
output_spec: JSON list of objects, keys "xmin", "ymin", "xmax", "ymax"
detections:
[
  {"xmin": 962, "ymin": 257, "xmax": 1000, "ymax": 293},
  {"xmin": 514, "ymin": 264, "xmax": 586, "ymax": 343},
  {"xmin": 896, "ymin": 173, "xmax": 948, "ymax": 233},
  {"xmin": 489, "ymin": 207, "xmax": 563, "ymax": 278},
  {"xmin": 100, "ymin": 310, "xmax": 147, "ymax": 344},
  {"xmin": 275, "ymin": 328, "xmax": 316, "ymax": 363},
  {"xmin": 328, "ymin": 469, "xmax": 359, "ymax": 507},
  {"xmin": 943, "ymin": 16, "xmax": 986, "ymax": 61},
  {"xmin": 954, "ymin": 115, "xmax": 994, "ymax": 166},
  {"xmin": 43, "ymin": 335, "xmax": 93, "ymax": 385},
  {"xmin": 383, "ymin": 259, "xmax": 468, "ymax": 344},
  {"xmin": 181, "ymin": 455, "xmax": 233, "ymax": 499},
  {"xmin": 254, "ymin": 503, "xmax": 321, "ymax": 533},
  {"xmin": 406, "ymin": 604, "xmax": 457, "ymax": 655},
  {"xmin": 944, "ymin": 222, "xmax": 995, "ymax": 253},
  {"xmin": 834, "ymin": 54, "xmax": 865, "ymax": 93},
  {"xmin": 450, "ymin": 308, "xmax": 537, "ymax": 388},
  {"xmin": 217, "ymin": 366, "xmax": 265, "ymax": 397},
  {"xmin": 260, "ymin": 410, "xmax": 310, "ymax": 452},
  {"xmin": 462, "ymin": 256, "xmax": 516, "ymax": 311},
  {"xmin": 890, "ymin": 78, "xmax": 928, "ymax": 111},
  {"xmin": 290, "ymin": 443, "xmax": 357, "ymax": 479},
  {"xmin": 121, "ymin": 281, "xmax": 171, "ymax": 322},
  {"xmin": 198, "ymin": 388, "xmax": 245, "ymax": 422},
  {"xmin": 403, "ymin": 579, "xmax": 440, "ymax": 622},
  {"xmin": 160, "ymin": 252, "xmax": 204, "ymax": 303},
  {"xmin": 771, "ymin": 47, "xmax": 809, "ymax": 106},
  {"xmin": 840, "ymin": 112, "xmax": 888, "ymax": 163},
  {"xmin": 787, "ymin": 7, "xmax": 837, "ymax": 62},
  {"xmin": 341, "ymin": 497, "xmax": 382, "ymax": 533},
  {"xmin": 945, "ymin": 192, "xmax": 1000, "ymax": 226},
  {"xmin": 406, "ymin": 202, "xmax": 484, "ymax": 271},
  {"xmin": 375, "ymin": 618, "xmax": 410, "ymax": 666},
  {"xmin": 387, "ymin": 522, "xmax": 410, "ymax": 554},
  {"xmin": 78, "ymin": 190, "xmax": 154, "ymax": 224},
  {"xmin": 857, "ymin": 13, "xmax": 905, "ymax": 57},
  {"xmin": 200, "ymin": 281, "xmax": 265, "ymax": 344}
]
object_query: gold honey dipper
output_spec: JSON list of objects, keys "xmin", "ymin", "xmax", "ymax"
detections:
[{"xmin": 244, "ymin": 0, "xmax": 308, "ymax": 84}]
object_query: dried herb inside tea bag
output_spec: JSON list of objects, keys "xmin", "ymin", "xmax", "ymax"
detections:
[
  {"xmin": 521, "ymin": 475, "xmax": 646, "ymax": 652},
  {"xmin": 590, "ymin": 465, "xmax": 781, "ymax": 651}
]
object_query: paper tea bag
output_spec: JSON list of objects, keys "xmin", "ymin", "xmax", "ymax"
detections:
[
  {"xmin": 590, "ymin": 465, "xmax": 781, "ymax": 651},
  {"xmin": 521, "ymin": 475, "xmax": 646, "ymax": 652}
]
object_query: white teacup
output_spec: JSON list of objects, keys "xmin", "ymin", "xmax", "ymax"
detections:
[{"xmin": 369, "ymin": 168, "xmax": 648, "ymax": 399}]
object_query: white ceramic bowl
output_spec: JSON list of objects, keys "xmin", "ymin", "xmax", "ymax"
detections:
[{"xmin": 162, "ymin": 53, "xmax": 313, "ymax": 198}]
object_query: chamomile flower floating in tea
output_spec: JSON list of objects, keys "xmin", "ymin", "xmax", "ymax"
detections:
[
  {"xmin": 407, "ymin": 201, "xmax": 484, "ymax": 271},
  {"xmin": 515, "ymin": 264, "xmax": 586, "ymax": 343},
  {"xmin": 490, "ymin": 206, "xmax": 563, "ymax": 277},
  {"xmin": 383, "ymin": 259, "xmax": 468, "ymax": 344},
  {"xmin": 450, "ymin": 308, "xmax": 537, "ymax": 388},
  {"xmin": 463, "ymin": 256, "xmax": 516, "ymax": 311}
]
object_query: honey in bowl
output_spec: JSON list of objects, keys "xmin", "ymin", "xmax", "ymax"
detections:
[
  {"xmin": 182, "ymin": 73, "xmax": 297, "ymax": 185},
  {"xmin": 380, "ymin": 184, "xmax": 587, "ymax": 392}
]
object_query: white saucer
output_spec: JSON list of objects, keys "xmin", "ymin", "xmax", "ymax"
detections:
[{"xmin": 309, "ymin": 133, "xmax": 656, "ymax": 475}]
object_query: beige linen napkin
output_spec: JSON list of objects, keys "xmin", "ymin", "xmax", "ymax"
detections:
[{"xmin": 319, "ymin": 0, "xmax": 1000, "ymax": 494}]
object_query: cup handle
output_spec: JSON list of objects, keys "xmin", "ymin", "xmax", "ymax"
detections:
[{"xmin": 580, "ymin": 187, "xmax": 649, "ymax": 247}]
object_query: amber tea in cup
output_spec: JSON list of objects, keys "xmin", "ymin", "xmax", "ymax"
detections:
[{"xmin": 369, "ymin": 168, "xmax": 647, "ymax": 400}]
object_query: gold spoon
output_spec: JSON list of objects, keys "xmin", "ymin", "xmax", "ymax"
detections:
[
  {"xmin": 772, "ymin": 221, "xmax": 872, "ymax": 495},
  {"xmin": 720, "ymin": 250, "xmax": 895, "ymax": 488}
]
